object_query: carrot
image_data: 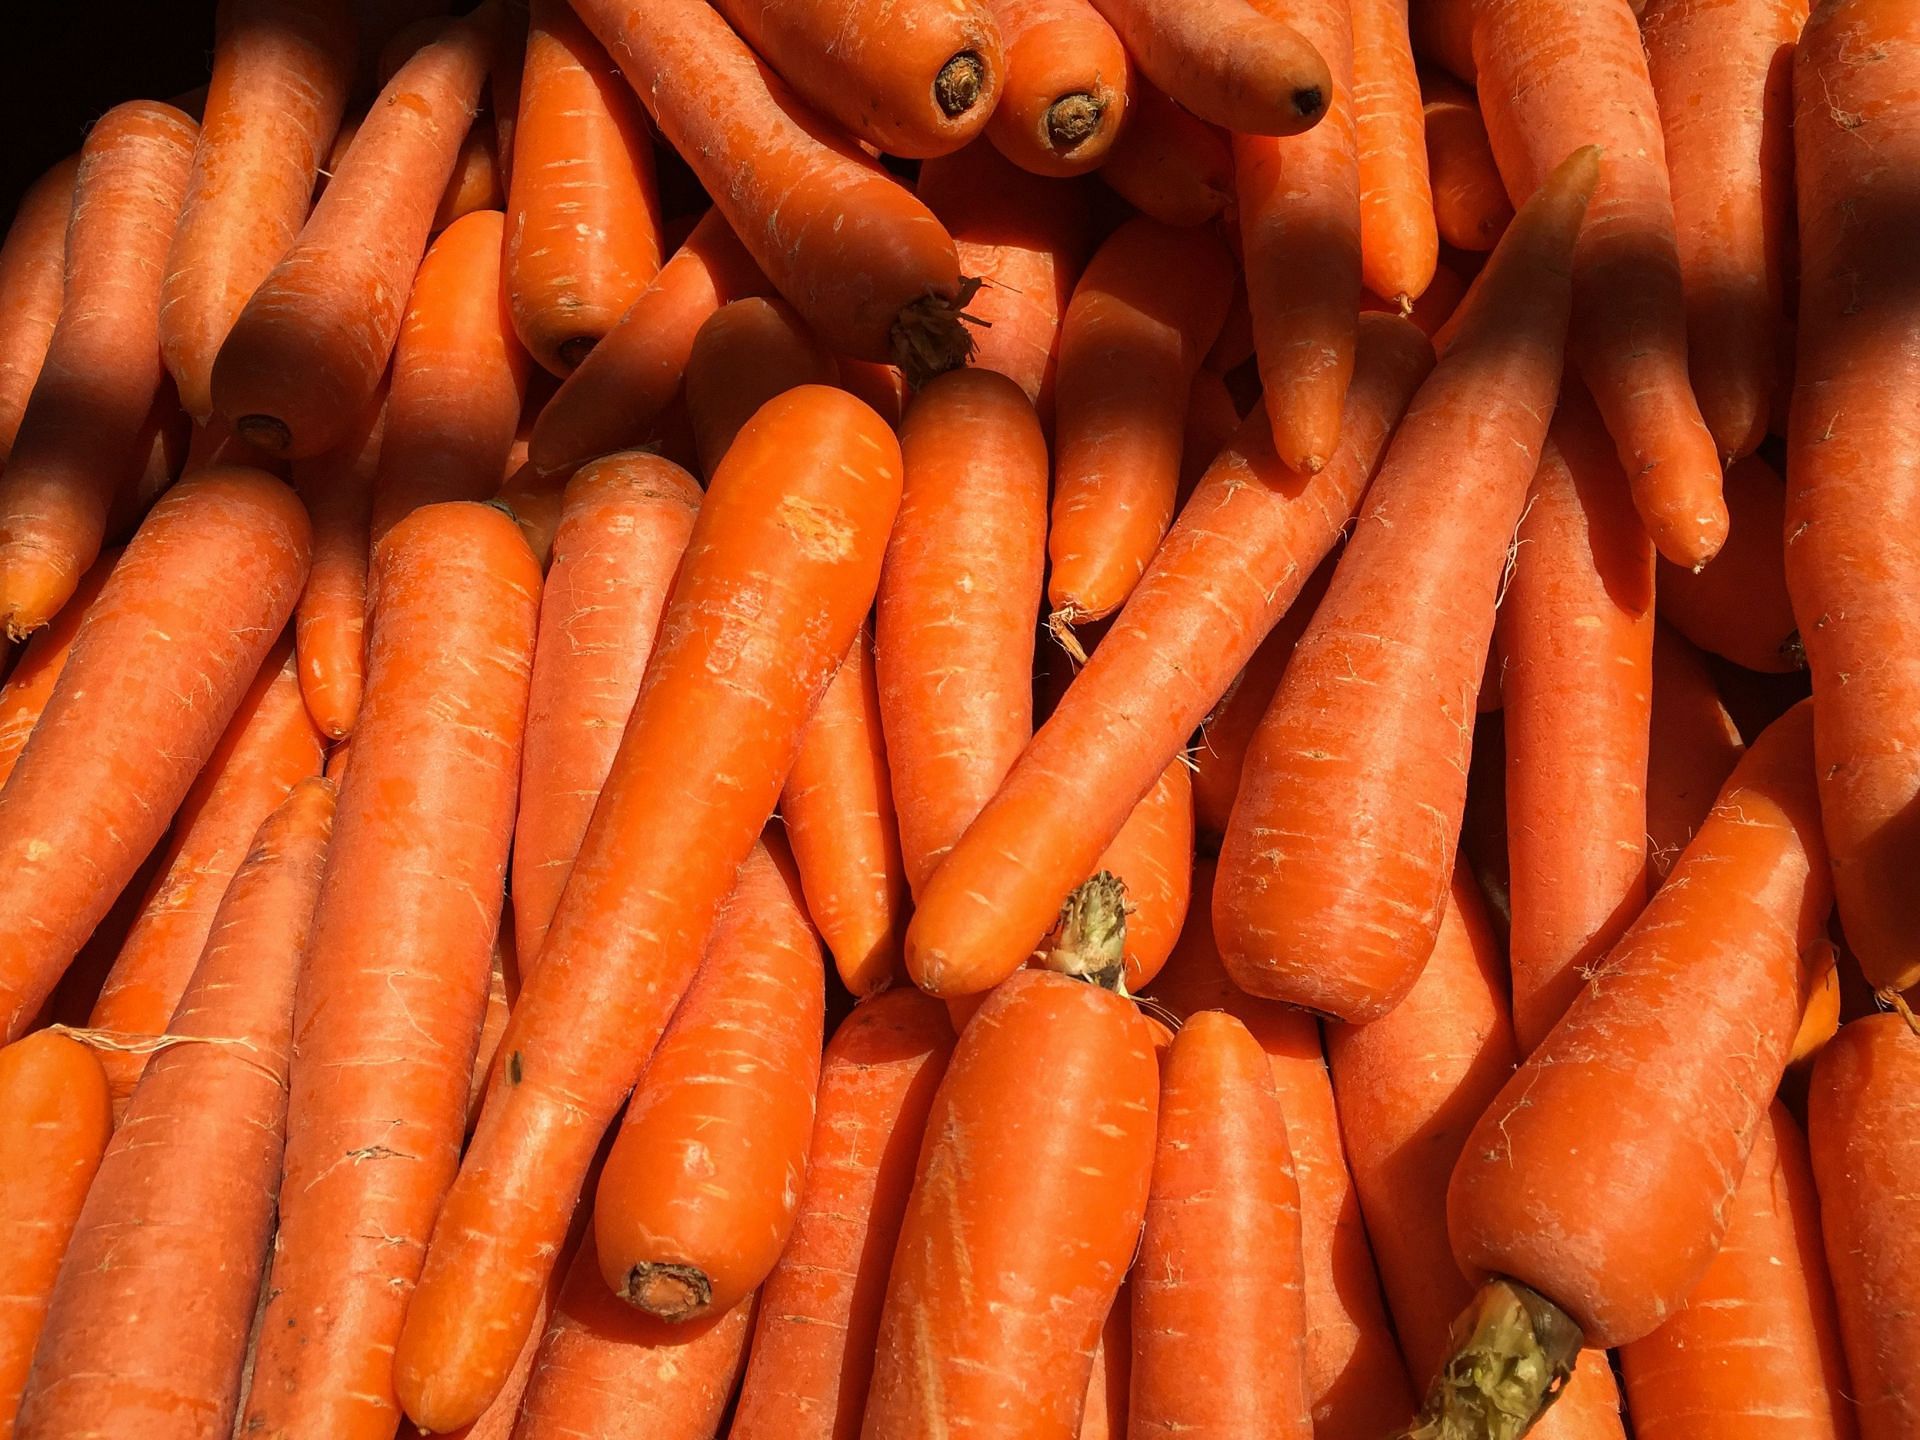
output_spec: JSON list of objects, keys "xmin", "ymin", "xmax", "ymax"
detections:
[
  {"xmin": 1354, "ymin": 0, "xmax": 1438, "ymax": 304},
  {"xmin": 86, "ymin": 638, "xmax": 325, "ymax": 1113},
  {"xmin": 0, "ymin": 469, "xmax": 308, "ymax": 1041},
  {"xmin": 1235, "ymin": 0, "xmax": 1359, "ymax": 473},
  {"xmin": 1473, "ymin": 0, "xmax": 1728, "ymax": 569},
  {"xmin": 1659, "ymin": 452, "xmax": 1799, "ymax": 672},
  {"xmin": 1784, "ymin": 0, "xmax": 1920, "ymax": 995},
  {"xmin": 0, "ymin": 547, "xmax": 117, "ymax": 790},
  {"xmin": 1361, "ymin": 256, "xmax": 1469, "ymax": 336},
  {"xmin": 512, "ymin": 452, "xmax": 700, "ymax": 964},
  {"xmin": 1497, "ymin": 382, "xmax": 1656, "ymax": 1052},
  {"xmin": 0, "ymin": 157, "xmax": 78, "ymax": 465},
  {"xmin": 209, "ymin": 9, "xmax": 495, "ymax": 459},
  {"xmin": 468, "ymin": 908, "xmax": 517, "ymax": 1133},
  {"xmin": 1096, "ymin": 80, "xmax": 1233, "ymax": 227},
  {"xmin": 526, "ymin": 210, "xmax": 769, "ymax": 473},
  {"xmin": 159, "ymin": 0, "xmax": 354, "ymax": 423},
  {"xmin": 15, "ymin": 779, "xmax": 334, "ymax": 1440},
  {"xmin": 101, "ymin": 384, "xmax": 193, "ymax": 541},
  {"xmin": 1215, "ymin": 147, "xmax": 1599, "ymax": 1022},
  {"xmin": 0, "ymin": 102, "xmax": 197, "ymax": 638},
  {"xmin": 1079, "ymin": 1299, "xmax": 1129, "ymax": 1440},
  {"xmin": 1410, "ymin": 0, "xmax": 1474, "ymax": 80},
  {"xmin": 241, "ymin": 503, "xmax": 539, "ymax": 1440},
  {"xmin": 982, "ymin": 0, "xmax": 1128, "ymax": 175},
  {"xmin": 370, "ymin": 211, "xmax": 532, "ymax": 540},
  {"xmin": 291, "ymin": 389, "xmax": 385, "ymax": 738},
  {"xmin": 395, "ymin": 386, "xmax": 899, "ymax": 1432},
  {"xmin": 684, "ymin": 297, "xmax": 839, "ymax": 480},
  {"xmin": 1131, "ymin": 1010, "xmax": 1315, "ymax": 1439},
  {"xmin": 1048, "ymin": 217, "xmax": 1235, "ymax": 634},
  {"xmin": 903, "ymin": 313, "xmax": 1432, "ymax": 998},
  {"xmin": 488, "ymin": 0, "xmax": 527, "ymax": 183},
  {"xmin": 507, "ymin": 0, "xmax": 663, "ymax": 376},
  {"xmin": 1642, "ymin": 0, "xmax": 1806, "ymax": 461},
  {"xmin": 592, "ymin": 839, "xmax": 825, "ymax": 1320},
  {"xmin": 1085, "ymin": 0, "xmax": 1333, "ymax": 135},
  {"xmin": 1179, "ymin": 366, "xmax": 1242, "ymax": 498},
  {"xmin": 1807, "ymin": 1012, "xmax": 1920, "ymax": 1439},
  {"xmin": 1422, "ymin": 73, "xmax": 1513, "ymax": 252},
  {"xmin": 1099, "ymin": 758, "xmax": 1191, "ymax": 992},
  {"xmin": 731, "ymin": 989, "xmax": 955, "ymax": 1440},
  {"xmin": 1646, "ymin": 624, "xmax": 1745, "ymax": 879},
  {"xmin": 571, "ymin": 0, "xmax": 976, "ymax": 374}
]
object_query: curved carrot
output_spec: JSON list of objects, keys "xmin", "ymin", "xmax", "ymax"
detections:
[
  {"xmin": 1216, "ymin": 147, "xmax": 1598, "ymax": 1022},
  {"xmin": 512, "ymin": 453, "xmax": 700, "ymax": 964},
  {"xmin": 1353, "ymin": 0, "xmax": 1437, "ymax": 304},
  {"xmin": 1646, "ymin": 625, "xmax": 1744, "ymax": 880},
  {"xmin": 16, "ymin": 779, "xmax": 334, "ymax": 1440},
  {"xmin": 396, "ymin": 386, "xmax": 900, "ymax": 1432},
  {"xmin": 1085, "ymin": 0, "xmax": 1332, "ymax": 136},
  {"xmin": 507, "ymin": 0, "xmax": 663, "ymax": 376},
  {"xmin": 0, "ymin": 547, "xmax": 118, "ymax": 790},
  {"xmin": 0, "ymin": 102, "xmax": 197, "ymax": 638},
  {"xmin": 684, "ymin": 297, "xmax": 839, "ymax": 480},
  {"xmin": 1659, "ymin": 452, "xmax": 1799, "ymax": 672},
  {"xmin": 209, "ymin": 9, "xmax": 495, "ymax": 458},
  {"xmin": 291, "ymin": 388, "xmax": 385, "ymax": 738},
  {"xmin": 0, "ymin": 469, "xmax": 309, "ymax": 1040},
  {"xmin": 1048, "ymin": 217, "xmax": 1235, "ymax": 632},
  {"xmin": 0, "ymin": 157, "xmax": 78, "ymax": 464},
  {"xmin": 1422, "ymin": 73, "xmax": 1513, "ymax": 252},
  {"xmin": 159, "ymin": 0, "xmax": 355, "ymax": 422},
  {"xmin": 983, "ymin": 0, "xmax": 1128, "ymax": 175},
  {"xmin": 1096, "ymin": 80, "xmax": 1233, "ymax": 227},
  {"xmin": 241, "ymin": 503, "xmax": 539, "ymax": 1440}
]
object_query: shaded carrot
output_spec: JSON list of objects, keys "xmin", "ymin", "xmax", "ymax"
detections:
[
  {"xmin": 1646, "ymin": 624, "xmax": 1745, "ymax": 880},
  {"xmin": 1353, "ymin": 0, "xmax": 1438, "ymax": 304},
  {"xmin": 1410, "ymin": 0, "xmax": 1474, "ymax": 82},
  {"xmin": 1179, "ymin": 365, "xmax": 1242, "ymax": 502},
  {"xmin": 291, "ymin": 389, "xmax": 385, "ymax": 738},
  {"xmin": 468, "ymin": 905, "xmax": 517, "ymax": 1132},
  {"xmin": 1659, "ymin": 452, "xmax": 1799, "ymax": 672},
  {"xmin": 0, "ymin": 157, "xmax": 79, "ymax": 464},
  {"xmin": 984, "ymin": 0, "xmax": 1128, "ymax": 175},
  {"xmin": 1078, "ymin": 1299, "xmax": 1128, "ymax": 1440},
  {"xmin": 1097, "ymin": 79, "xmax": 1234, "ymax": 227},
  {"xmin": 100, "ymin": 383, "xmax": 193, "ymax": 544},
  {"xmin": 1361, "ymin": 256, "xmax": 1469, "ymax": 335},
  {"xmin": 684, "ymin": 297, "xmax": 839, "ymax": 480},
  {"xmin": 0, "ymin": 547, "xmax": 118, "ymax": 790},
  {"xmin": 432, "ymin": 118, "xmax": 505, "ymax": 232},
  {"xmin": 1085, "ymin": 0, "xmax": 1333, "ymax": 135},
  {"xmin": 835, "ymin": 361, "xmax": 912, "ymax": 430},
  {"xmin": 1099, "ymin": 757, "xmax": 1191, "ymax": 992},
  {"xmin": 1422, "ymin": 72, "xmax": 1514, "ymax": 252}
]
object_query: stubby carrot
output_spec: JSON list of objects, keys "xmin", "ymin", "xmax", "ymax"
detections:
[
  {"xmin": 984, "ymin": 0, "xmax": 1128, "ymax": 175},
  {"xmin": 1085, "ymin": 0, "xmax": 1332, "ymax": 135},
  {"xmin": 0, "ymin": 103, "xmax": 197, "ymax": 637},
  {"xmin": 241, "ymin": 504, "xmax": 539, "ymax": 1440},
  {"xmin": 0, "ymin": 158, "xmax": 78, "ymax": 464},
  {"xmin": 0, "ymin": 469, "xmax": 309, "ymax": 1040},
  {"xmin": 1646, "ymin": 625, "xmax": 1744, "ymax": 879},
  {"xmin": 1422, "ymin": 73, "xmax": 1513, "ymax": 252},
  {"xmin": 683, "ymin": 297, "xmax": 839, "ymax": 480},
  {"xmin": 15, "ymin": 780, "xmax": 334, "ymax": 1440},
  {"xmin": 1097, "ymin": 80, "xmax": 1233, "ymax": 227},
  {"xmin": 291, "ymin": 390, "xmax": 385, "ymax": 738},
  {"xmin": 395, "ymin": 387, "xmax": 900, "ymax": 1432},
  {"xmin": 1659, "ymin": 452, "xmax": 1799, "ymax": 672},
  {"xmin": 1353, "ymin": 0, "xmax": 1437, "ymax": 304},
  {"xmin": 0, "ymin": 548, "xmax": 117, "ymax": 789}
]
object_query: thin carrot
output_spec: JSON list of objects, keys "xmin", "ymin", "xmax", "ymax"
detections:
[
  {"xmin": 0, "ymin": 102, "xmax": 197, "ymax": 638},
  {"xmin": 512, "ymin": 452, "xmax": 700, "ymax": 964},
  {"xmin": 1096, "ymin": 80, "xmax": 1233, "ymax": 227},
  {"xmin": 507, "ymin": 0, "xmax": 663, "ymax": 376},
  {"xmin": 1215, "ymin": 146, "xmax": 1599, "ymax": 1022},
  {"xmin": 1098, "ymin": 757, "xmax": 1191, "ymax": 992},
  {"xmin": 1422, "ymin": 73, "xmax": 1513, "ymax": 252},
  {"xmin": 488, "ymin": 0, "xmax": 526, "ymax": 184},
  {"xmin": 0, "ymin": 157, "xmax": 78, "ymax": 464},
  {"xmin": 684, "ymin": 297, "xmax": 839, "ymax": 480},
  {"xmin": 209, "ymin": 8, "xmax": 495, "ymax": 458},
  {"xmin": 241, "ymin": 503, "xmax": 539, "ymax": 1440},
  {"xmin": 291, "ymin": 389, "xmax": 385, "ymax": 738},
  {"xmin": 0, "ymin": 469, "xmax": 308, "ymax": 1041},
  {"xmin": 1659, "ymin": 452, "xmax": 1799, "ymax": 672},
  {"xmin": 395, "ymin": 386, "xmax": 900, "ymax": 1432},
  {"xmin": 983, "ymin": 0, "xmax": 1128, "ymax": 175},
  {"xmin": 1409, "ymin": 0, "xmax": 1474, "ymax": 82},
  {"xmin": 1353, "ymin": 0, "xmax": 1438, "ymax": 304},
  {"xmin": 0, "ymin": 547, "xmax": 118, "ymax": 790},
  {"xmin": 16, "ymin": 779, "xmax": 334, "ymax": 1440},
  {"xmin": 1084, "ymin": 0, "xmax": 1332, "ymax": 135},
  {"xmin": 1646, "ymin": 624, "xmax": 1744, "ymax": 880}
]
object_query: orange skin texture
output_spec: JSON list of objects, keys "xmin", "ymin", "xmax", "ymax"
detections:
[
  {"xmin": 984, "ymin": 0, "xmax": 1129, "ymax": 176},
  {"xmin": 1642, "ymin": 0, "xmax": 1806, "ymax": 461},
  {"xmin": 0, "ymin": 468, "xmax": 309, "ymax": 1041},
  {"xmin": 0, "ymin": 157, "xmax": 79, "ymax": 463},
  {"xmin": 1084, "ymin": 0, "xmax": 1333, "ymax": 136},
  {"xmin": 1078, "ymin": 1296, "xmax": 1129, "ymax": 1440},
  {"xmin": 1659, "ymin": 452, "xmax": 1801, "ymax": 672},
  {"xmin": 160, "ymin": 0, "xmax": 355, "ymax": 422},
  {"xmin": 1361, "ymin": 256, "xmax": 1468, "ymax": 336},
  {"xmin": 511, "ymin": 453, "xmax": 700, "ymax": 966},
  {"xmin": 88, "ymin": 639, "xmax": 326, "ymax": 1114},
  {"xmin": 210, "ymin": 13, "xmax": 492, "ymax": 459},
  {"xmin": 0, "ymin": 102, "xmax": 198, "ymax": 637},
  {"xmin": 465, "ymin": 913, "xmax": 516, "ymax": 1135},
  {"xmin": 397, "ymin": 386, "xmax": 900, "ymax": 1432},
  {"xmin": 1784, "ymin": 0, "xmax": 1920, "ymax": 993},
  {"xmin": 291, "ymin": 389, "xmax": 386, "ymax": 738},
  {"xmin": 1809, "ymin": 1014, "xmax": 1920, "ymax": 1440},
  {"xmin": 861, "ymin": 970, "xmax": 1158, "ymax": 1439},
  {"xmin": 1097, "ymin": 79, "xmax": 1233, "ymax": 227},
  {"xmin": 904, "ymin": 315, "xmax": 1432, "ymax": 998},
  {"xmin": 507, "ymin": 0, "xmax": 663, "ymax": 377},
  {"xmin": 684, "ymin": 296, "xmax": 840, "ymax": 480},
  {"xmin": 0, "ymin": 546, "xmax": 118, "ymax": 789},
  {"xmin": 1422, "ymin": 73, "xmax": 1514, "ymax": 252},
  {"xmin": 1411, "ymin": 0, "xmax": 1475, "ymax": 81},
  {"xmin": 430, "ymin": 120, "xmax": 503, "ymax": 232},
  {"xmin": 1215, "ymin": 149, "xmax": 1597, "ymax": 1022},
  {"xmin": 243, "ymin": 503, "xmax": 539, "ymax": 1440},
  {"xmin": 1450, "ymin": 701, "xmax": 1834, "ymax": 1348},
  {"xmin": 1646, "ymin": 625, "xmax": 1745, "ymax": 880},
  {"xmin": 1353, "ymin": 0, "xmax": 1438, "ymax": 303},
  {"xmin": 16, "ymin": 780, "xmax": 335, "ymax": 1440},
  {"xmin": 1100, "ymin": 758, "xmax": 1192, "ymax": 992}
]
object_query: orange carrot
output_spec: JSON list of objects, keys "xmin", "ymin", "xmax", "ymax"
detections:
[
  {"xmin": 1099, "ymin": 757, "xmax": 1191, "ymax": 992},
  {"xmin": 1422, "ymin": 72, "xmax": 1513, "ymax": 252},
  {"xmin": 1410, "ymin": 0, "xmax": 1475, "ymax": 82},
  {"xmin": 291, "ymin": 389, "xmax": 385, "ymax": 738},
  {"xmin": 1085, "ymin": 0, "xmax": 1333, "ymax": 135},
  {"xmin": 100, "ymin": 384, "xmax": 193, "ymax": 543},
  {"xmin": 984, "ymin": 0, "xmax": 1128, "ymax": 175},
  {"xmin": 1096, "ymin": 79, "xmax": 1233, "ymax": 227},
  {"xmin": 16, "ymin": 779, "xmax": 334, "ymax": 1440},
  {"xmin": 1659, "ymin": 452, "xmax": 1799, "ymax": 672},
  {"xmin": 1646, "ymin": 624, "xmax": 1745, "ymax": 879},
  {"xmin": 241, "ymin": 503, "xmax": 539, "ymax": 1440},
  {"xmin": 0, "ymin": 103, "xmax": 197, "ymax": 637},
  {"xmin": 1353, "ymin": 0, "xmax": 1438, "ymax": 304},
  {"xmin": 1360, "ymin": 256, "xmax": 1469, "ymax": 336},
  {"xmin": 1078, "ymin": 1299, "xmax": 1129, "ymax": 1440},
  {"xmin": 432, "ymin": 118, "xmax": 505, "ymax": 232},
  {"xmin": 684, "ymin": 297, "xmax": 839, "ymax": 480},
  {"xmin": 467, "ymin": 906, "xmax": 516, "ymax": 1133},
  {"xmin": 0, "ymin": 157, "xmax": 78, "ymax": 465},
  {"xmin": 0, "ymin": 547, "xmax": 117, "ymax": 790},
  {"xmin": 0, "ymin": 469, "xmax": 308, "ymax": 1041},
  {"xmin": 1179, "ymin": 366, "xmax": 1242, "ymax": 500}
]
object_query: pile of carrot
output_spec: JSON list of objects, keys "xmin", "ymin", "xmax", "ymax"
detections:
[{"xmin": 0, "ymin": 0, "xmax": 1915, "ymax": 1436}]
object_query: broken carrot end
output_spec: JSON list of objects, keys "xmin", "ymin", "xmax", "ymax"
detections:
[
  {"xmin": 1041, "ymin": 871, "xmax": 1130, "ymax": 994},
  {"xmin": 891, "ymin": 277, "xmax": 984, "ymax": 388},
  {"xmin": 621, "ymin": 1259, "xmax": 714, "ymax": 1323},
  {"xmin": 1396, "ymin": 1277, "xmax": 1584, "ymax": 1440}
]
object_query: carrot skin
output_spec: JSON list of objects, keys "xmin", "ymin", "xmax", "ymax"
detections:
[
  {"xmin": 1646, "ymin": 624, "xmax": 1744, "ymax": 880},
  {"xmin": 1097, "ymin": 80, "xmax": 1234, "ymax": 227},
  {"xmin": 1659, "ymin": 452, "xmax": 1800, "ymax": 673},
  {"xmin": 984, "ymin": 0, "xmax": 1129, "ymax": 176},
  {"xmin": 291, "ymin": 390, "xmax": 385, "ymax": 738},
  {"xmin": 1422, "ymin": 73, "xmax": 1513, "ymax": 253},
  {"xmin": 1353, "ymin": 0, "xmax": 1438, "ymax": 304},
  {"xmin": 684, "ymin": 296, "xmax": 839, "ymax": 480},
  {"xmin": 1099, "ymin": 758, "xmax": 1192, "ymax": 992},
  {"xmin": 0, "ymin": 157, "xmax": 79, "ymax": 465},
  {"xmin": 0, "ymin": 547, "xmax": 118, "ymax": 790}
]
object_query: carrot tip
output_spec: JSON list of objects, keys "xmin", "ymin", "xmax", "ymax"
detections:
[
  {"xmin": 1397, "ymin": 1278, "xmax": 1583, "ymax": 1440},
  {"xmin": 891, "ymin": 279, "xmax": 982, "ymax": 388},
  {"xmin": 620, "ymin": 1260, "xmax": 714, "ymax": 1321},
  {"xmin": 1040, "ymin": 871, "xmax": 1130, "ymax": 993},
  {"xmin": 556, "ymin": 335, "xmax": 598, "ymax": 371},
  {"xmin": 1046, "ymin": 93, "xmax": 1105, "ymax": 153},
  {"xmin": 1291, "ymin": 86, "xmax": 1325, "ymax": 120},
  {"xmin": 934, "ymin": 51, "xmax": 987, "ymax": 118},
  {"xmin": 235, "ymin": 414, "xmax": 294, "ymax": 455}
]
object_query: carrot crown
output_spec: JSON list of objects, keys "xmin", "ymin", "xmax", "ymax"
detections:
[
  {"xmin": 1040, "ymin": 871, "xmax": 1130, "ymax": 993},
  {"xmin": 1398, "ymin": 1277, "xmax": 1583, "ymax": 1440}
]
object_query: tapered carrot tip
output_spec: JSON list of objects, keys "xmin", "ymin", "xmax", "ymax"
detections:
[
  {"xmin": 935, "ymin": 51, "xmax": 988, "ymax": 118},
  {"xmin": 235, "ymin": 414, "xmax": 294, "ymax": 455},
  {"xmin": 0, "ymin": 558, "xmax": 67, "ymax": 640},
  {"xmin": 892, "ymin": 277, "xmax": 983, "ymax": 388},
  {"xmin": 1397, "ymin": 1279, "xmax": 1583, "ymax": 1440},
  {"xmin": 1040, "ymin": 871, "xmax": 1129, "ymax": 992},
  {"xmin": 622, "ymin": 1260, "xmax": 713, "ymax": 1322}
]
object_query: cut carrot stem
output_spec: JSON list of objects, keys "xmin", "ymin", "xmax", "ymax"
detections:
[
  {"xmin": 984, "ymin": 0, "xmax": 1129, "ymax": 176},
  {"xmin": 0, "ymin": 157, "xmax": 79, "ymax": 464}
]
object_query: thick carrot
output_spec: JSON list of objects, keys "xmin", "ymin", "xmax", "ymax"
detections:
[
  {"xmin": 1659, "ymin": 452, "xmax": 1799, "ymax": 672},
  {"xmin": 511, "ymin": 453, "xmax": 700, "ymax": 964},
  {"xmin": 1807, "ymin": 1012, "xmax": 1920, "ymax": 1439},
  {"xmin": 370, "ymin": 210, "xmax": 532, "ymax": 540},
  {"xmin": 209, "ymin": 9, "xmax": 495, "ymax": 458},
  {"xmin": 731, "ymin": 989, "xmax": 955, "ymax": 1440},
  {"xmin": 1646, "ymin": 625, "xmax": 1744, "ymax": 879},
  {"xmin": 1642, "ymin": 0, "xmax": 1806, "ymax": 460},
  {"xmin": 903, "ymin": 313, "xmax": 1432, "ymax": 998},
  {"xmin": 983, "ymin": 0, "xmax": 1128, "ymax": 175},
  {"xmin": 1353, "ymin": 0, "xmax": 1438, "ymax": 304},
  {"xmin": 507, "ymin": 0, "xmax": 663, "ymax": 376},
  {"xmin": 291, "ymin": 389, "xmax": 385, "ymax": 738},
  {"xmin": 0, "ymin": 547, "xmax": 117, "ymax": 790},
  {"xmin": 1215, "ymin": 147, "xmax": 1599, "ymax": 1022},
  {"xmin": 1784, "ymin": 0, "xmax": 1920, "ymax": 994},
  {"xmin": 241, "ymin": 503, "xmax": 539, "ymax": 1440},
  {"xmin": 1473, "ymin": 0, "xmax": 1728, "ymax": 569},
  {"xmin": 15, "ymin": 779, "xmax": 334, "ymax": 1440},
  {"xmin": 0, "ymin": 157, "xmax": 78, "ymax": 465},
  {"xmin": 1096, "ymin": 80, "xmax": 1233, "ymax": 227},
  {"xmin": 683, "ymin": 297, "xmax": 839, "ymax": 480},
  {"xmin": 1410, "ymin": 0, "xmax": 1474, "ymax": 82},
  {"xmin": 0, "ymin": 469, "xmax": 308, "ymax": 1040},
  {"xmin": 396, "ymin": 386, "xmax": 900, "ymax": 1431},
  {"xmin": 86, "ymin": 639, "xmax": 325, "ymax": 1113},
  {"xmin": 1131, "ymin": 1010, "xmax": 1315, "ymax": 1439},
  {"xmin": 159, "ymin": 0, "xmax": 354, "ymax": 422},
  {"xmin": 1235, "ymin": 0, "xmax": 1359, "ymax": 473},
  {"xmin": 1422, "ymin": 73, "xmax": 1513, "ymax": 252},
  {"xmin": 571, "ymin": 0, "xmax": 975, "ymax": 373},
  {"xmin": 1048, "ymin": 217, "xmax": 1235, "ymax": 633},
  {"xmin": 0, "ymin": 103, "xmax": 197, "ymax": 638},
  {"xmin": 1085, "ymin": 0, "xmax": 1332, "ymax": 135}
]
